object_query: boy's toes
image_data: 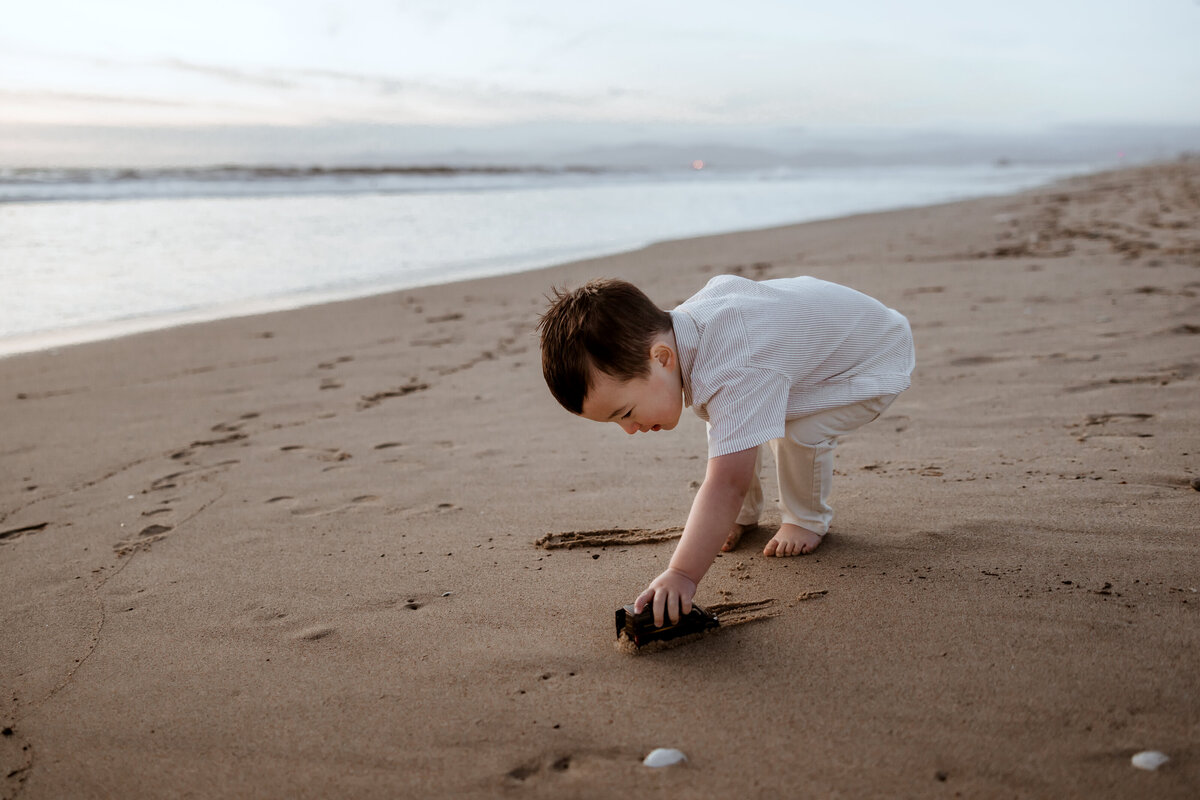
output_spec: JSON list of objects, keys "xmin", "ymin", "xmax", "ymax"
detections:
[
  {"xmin": 763, "ymin": 537, "xmax": 785, "ymax": 557},
  {"xmin": 722, "ymin": 523, "xmax": 748, "ymax": 552},
  {"xmin": 763, "ymin": 526, "xmax": 823, "ymax": 557}
]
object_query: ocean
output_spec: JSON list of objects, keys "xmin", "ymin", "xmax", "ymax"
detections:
[{"xmin": 0, "ymin": 161, "xmax": 1096, "ymax": 356}]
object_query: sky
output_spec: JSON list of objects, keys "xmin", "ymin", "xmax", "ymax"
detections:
[{"xmin": 2, "ymin": 0, "xmax": 1199, "ymax": 165}]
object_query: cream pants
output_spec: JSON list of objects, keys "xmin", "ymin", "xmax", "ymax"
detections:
[{"xmin": 733, "ymin": 394, "xmax": 898, "ymax": 535}]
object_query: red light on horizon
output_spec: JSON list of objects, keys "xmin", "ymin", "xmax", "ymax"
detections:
[{"xmin": 691, "ymin": 159, "xmax": 705, "ymax": 170}]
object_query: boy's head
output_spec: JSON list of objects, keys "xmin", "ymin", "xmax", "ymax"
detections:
[{"xmin": 537, "ymin": 279, "xmax": 680, "ymax": 429}]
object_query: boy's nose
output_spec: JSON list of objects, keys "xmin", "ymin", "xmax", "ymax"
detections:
[{"xmin": 619, "ymin": 420, "xmax": 639, "ymax": 434}]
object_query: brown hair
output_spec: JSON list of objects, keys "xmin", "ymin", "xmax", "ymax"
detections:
[{"xmin": 537, "ymin": 279, "xmax": 673, "ymax": 413}]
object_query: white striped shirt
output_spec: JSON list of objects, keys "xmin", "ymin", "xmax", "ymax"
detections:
[{"xmin": 670, "ymin": 275, "xmax": 915, "ymax": 457}]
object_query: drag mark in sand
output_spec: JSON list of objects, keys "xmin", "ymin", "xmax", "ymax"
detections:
[
  {"xmin": 535, "ymin": 527, "xmax": 683, "ymax": 550},
  {"xmin": 705, "ymin": 598, "xmax": 781, "ymax": 627}
]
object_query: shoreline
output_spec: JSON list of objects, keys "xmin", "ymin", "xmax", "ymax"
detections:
[
  {"xmin": 0, "ymin": 160, "xmax": 1104, "ymax": 358},
  {"xmin": 2, "ymin": 160, "xmax": 1197, "ymax": 798}
]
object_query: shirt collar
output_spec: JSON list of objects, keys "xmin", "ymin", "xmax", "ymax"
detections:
[{"xmin": 669, "ymin": 309, "xmax": 698, "ymax": 408}]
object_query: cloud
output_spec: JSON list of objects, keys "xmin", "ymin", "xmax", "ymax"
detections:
[
  {"xmin": 0, "ymin": 88, "xmax": 190, "ymax": 108},
  {"xmin": 156, "ymin": 58, "xmax": 300, "ymax": 91},
  {"xmin": 5, "ymin": 1, "xmax": 1198, "ymax": 132}
]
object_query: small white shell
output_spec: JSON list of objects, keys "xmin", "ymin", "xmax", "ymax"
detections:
[
  {"xmin": 1131, "ymin": 750, "xmax": 1169, "ymax": 771},
  {"xmin": 643, "ymin": 748, "xmax": 687, "ymax": 768}
]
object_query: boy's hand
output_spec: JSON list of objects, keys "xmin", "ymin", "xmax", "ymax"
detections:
[
  {"xmin": 634, "ymin": 567, "xmax": 697, "ymax": 628},
  {"xmin": 631, "ymin": 447, "xmax": 757, "ymax": 629}
]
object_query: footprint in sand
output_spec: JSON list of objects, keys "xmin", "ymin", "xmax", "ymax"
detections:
[
  {"xmin": 247, "ymin": 606, "xmax": 290, "ymax": 624},
  {"xmin": 425, "ymin": 312, "xmax": 464, "ymax": 324},
  {"xmin": 241, "ymin": 605, "xmax": 337, "ymax": 643},
  {"xmin": 295, "ymin": 626, "xmax": 335, "ymax": 641},
  {"xmin": 114, "ymin": 523, "xmax": 173, "ymax": 555},
  {"xmin": 948, "ymin": 354, "xmax": 1010, "ymax": 367},
  {"xmin": 903, "ymin": 285, "xmax": 946, "ymax": 297},
  {"xmin": 316, "ymin": 355, "xmax": 354, "ymax": 370},
  {"xmin": 148, "ymin": 460, "xmax": 240, "ymax": 492},
  {"xmin": 1070, "ymin": 412, "xmax": 1157, "ymax": 442},
  {"xmin": 411, "ymin": 335, "xmax": 461, "ymax": 348},
  {"xmin": 357, "ymin": 381, "xmax": 430, "ymax": 410},
  {"xmin": 505, "ymin": 755, "xmax": 575, "ymax": 784},
  {"xmin": 504, "ymin": 749, "xmax": 630, "ymax": 787},
  {"xmin": 209, "ymin": 412, "xmax": 258, "ymax": 434},
  {"xmin": 279, "ymin": 445, "xmax": 351, "ymax": 462},
  {"xmin": 169, "ymin": 411, "xmax": 254, "ymax": 456},
  {"xmin": 1065, "ymin": 363, "xmax": 1198, "ymax": 393},
  {"xmin": 0, "ymin": 522, "xmax": 50, "ymax": 544},
  {"xmin": 1083, "ymin": 413, "xmax": 1154, "ymax": 425}
]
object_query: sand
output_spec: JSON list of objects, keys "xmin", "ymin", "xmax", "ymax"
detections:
[{"xmin": 2, "ymin": 160, "xmax": 1198, "ymax": 798}]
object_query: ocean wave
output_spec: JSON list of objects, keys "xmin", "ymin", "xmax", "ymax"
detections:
[{"xmin": 0, "ymin": 164, "xmax": 611, "ymax": 203}]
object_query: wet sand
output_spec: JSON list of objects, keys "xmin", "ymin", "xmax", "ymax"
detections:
[{"xmin": 2, "ymin": 160, "xmax": 1198, "ymax": 797}]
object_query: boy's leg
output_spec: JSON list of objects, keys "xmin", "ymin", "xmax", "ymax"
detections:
[
  {"xmin": 723, "ymin": 445, "xmax": 764, "ymax": 551},
  {"xmin": 766, "ymin": 394, "xmax": 898, "ymax": 556}
]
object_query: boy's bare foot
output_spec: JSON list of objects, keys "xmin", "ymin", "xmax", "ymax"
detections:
[
  {"xmin": 763, "ymin": 523, "xmax": 823, "ymax": 557},
  {"xmin": 721, "ymin": 522, "xmax": 754, "ymax": 552}
]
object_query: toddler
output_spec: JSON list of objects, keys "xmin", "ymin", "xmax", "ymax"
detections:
[{"xmin": 537, "ymin": 275, "xmax": 915, "ymax": 626}]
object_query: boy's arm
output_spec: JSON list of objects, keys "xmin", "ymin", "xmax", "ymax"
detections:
[{"xmin": 633, "ymin": 446, "xmax": 758, "ymax": 627}]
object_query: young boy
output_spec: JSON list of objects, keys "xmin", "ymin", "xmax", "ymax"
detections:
[{"xmin": 537, "ymin": 275, "xmax": 915, "ymax": 628}]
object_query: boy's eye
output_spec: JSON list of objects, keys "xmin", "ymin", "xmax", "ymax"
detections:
[{"xmin": 622, "ymin": 410, "xmax": 631, "ymax": 419}]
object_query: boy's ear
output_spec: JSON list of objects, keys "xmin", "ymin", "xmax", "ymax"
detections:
[{"xmin": 650, "ymin": 342, "xmax": 675, "ymax": 369}]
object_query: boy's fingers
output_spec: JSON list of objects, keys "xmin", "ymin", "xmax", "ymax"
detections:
[
  {"xmin": 681, "ymin": 595, "xmax": 693, "ymax": 616},
  {"xmin": 633, "ymin": 588, "xmax": 653, "ymax": 614},
  {"xmin": 652, "ymin": 591, "xmax": 666, "ymax": 628},
  {"xmin": 667, "ymin": 592, "xmax": 681, "ymax": 624}
]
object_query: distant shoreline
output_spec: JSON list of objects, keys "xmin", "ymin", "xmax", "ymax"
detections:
[
  {"xmin": 2, "ymin": 162, "xmax": 613, "ymax": 181},
  {"xmin": 0, "ymin": 161, "xmax": 1106, "ymax": 359}
]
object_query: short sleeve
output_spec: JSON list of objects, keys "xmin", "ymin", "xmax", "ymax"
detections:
[{"xmin": 703, "ymin": 369, "xmax": 790, "ymax": 457}]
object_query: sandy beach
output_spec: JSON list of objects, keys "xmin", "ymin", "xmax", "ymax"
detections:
[{"xmin": 2, "ymin": 160, "xmax": 1198, "ymax": 798}]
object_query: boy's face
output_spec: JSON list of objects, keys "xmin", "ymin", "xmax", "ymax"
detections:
[{"xmin": 578, "ymin": 342, "xmax": 683, "ymax": 435}]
